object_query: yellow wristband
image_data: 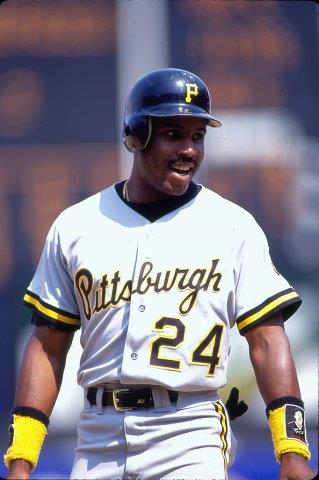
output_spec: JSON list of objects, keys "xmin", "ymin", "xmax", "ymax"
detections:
[
  {"xmin": 268, "ymin": 404, "xmax": 311, "ymax": 462},
  {"xmin": 3, "ymin": 414, "xmax": 47, "ymax": 470}
]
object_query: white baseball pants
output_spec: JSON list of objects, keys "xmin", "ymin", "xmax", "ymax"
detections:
[{"xmin": 70, "ymin": 386, "xmax": 236, "ymax": 480}]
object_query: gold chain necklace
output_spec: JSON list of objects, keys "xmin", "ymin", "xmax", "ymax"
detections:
[{"xmin": 122, "ymin": 180, "xmax": 130, "ymax": 202}]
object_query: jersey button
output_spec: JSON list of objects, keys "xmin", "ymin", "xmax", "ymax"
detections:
[
  {"xmin": 131, "ymin": 352, "xmax": 138, "ymax": 360},
  {"xmin": 138, "ymin": 305, "xmax": 145, "ymax": 312}
]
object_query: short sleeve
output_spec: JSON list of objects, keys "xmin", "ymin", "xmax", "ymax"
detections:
[
  {"xmin": 235, "ymin": 219, "xmax": 301, "ymax": 336},
  {"xmin": 23, "ymin": 221, "xmax": 81, "ymax": 331}
]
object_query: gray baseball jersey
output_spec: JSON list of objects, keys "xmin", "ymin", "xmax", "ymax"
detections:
[{"xmin": 23, "ymin": 185, "xmax": 301, "ymax": 391}]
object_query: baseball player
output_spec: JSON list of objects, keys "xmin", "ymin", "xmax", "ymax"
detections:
[{"xmin": 4, "ymin": 68, "xmax": 314, "ymax": 480}]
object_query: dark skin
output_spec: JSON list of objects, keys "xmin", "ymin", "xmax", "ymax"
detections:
[
  {"xmin": 245, "ymin": 316, "xmax": 314, "ymax": 480},
  {"xmin": 8, "ymin": 116, "xmax": 314, "ymax": 479},
  {"xmin": 7, "ymin": 327, "xmax": 74, "ymax": 480},
  {"xmin": 127, "ymin": 116, "xmax": 206, "ymax": 202}
]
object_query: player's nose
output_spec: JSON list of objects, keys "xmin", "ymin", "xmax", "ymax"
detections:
[{"xmin": 176, "ymin": 144, "xmax": 198, "ymax": 159}]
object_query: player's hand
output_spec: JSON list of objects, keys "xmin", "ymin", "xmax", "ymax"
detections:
[
  {"xmin": 225, "ymin": 386, "xmax": 248, "ymax": 421},
  {"xmin": 6, "ymin": 459, "xmax": 31, "ymax": 480},
  {"xmin": 279, "ymin": 452, "xmax": 315, "ymax": 480}
]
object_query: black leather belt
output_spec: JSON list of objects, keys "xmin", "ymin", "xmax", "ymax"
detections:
[{"xmin": 87, "ymin": 387, "xmax": 178, "ymax": 411}]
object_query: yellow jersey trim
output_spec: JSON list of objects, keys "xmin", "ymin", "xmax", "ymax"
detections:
[
  {"xmin": 23, "ymin": 293, "xmax": 80, "ymax": 326},
  {"xmin": 237, "ymin": 291, "xmax": 299, "ymax": 333}
]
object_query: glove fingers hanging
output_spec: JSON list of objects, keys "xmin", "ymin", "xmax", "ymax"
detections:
[{"xmin": 225, "ymin": 387, "xmax": 248, "ymax": 421}]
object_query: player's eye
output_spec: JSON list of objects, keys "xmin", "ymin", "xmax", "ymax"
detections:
[
  {"xmin": 193, "ymin": 131, "xmax": 206, "ymax": 141},
  {"xmin": 166, "ymin": 129, "xmax": 181, "ymax": 139}
]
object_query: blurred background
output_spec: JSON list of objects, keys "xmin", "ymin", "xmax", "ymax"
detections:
[{"xmin": 0, "ymin": 1, "xmax": 318, "ymax": 478}]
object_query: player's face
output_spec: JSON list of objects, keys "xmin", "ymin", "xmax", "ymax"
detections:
[{"xmin": 131, "ymin": 116, "xmax": 206, "ymax": 201}]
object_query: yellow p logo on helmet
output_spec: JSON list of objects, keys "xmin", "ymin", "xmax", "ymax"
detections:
[{"xmin": 185, "ymin": 83, "xmax": 199, "ymax": 103}]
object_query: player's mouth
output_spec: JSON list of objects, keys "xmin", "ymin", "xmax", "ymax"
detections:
[{"xmin": 168, "ymin": 160, "xmax": 196, "ymax": 176}]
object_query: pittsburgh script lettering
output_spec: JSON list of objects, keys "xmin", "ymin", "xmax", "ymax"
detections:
[{"xmin": 75, "ymin": 259, "xmax": 221, "ymax": 320}]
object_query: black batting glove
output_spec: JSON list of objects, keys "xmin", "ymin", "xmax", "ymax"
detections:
[{"xmin": 225, "ymin": 387, "xmax": 248, "ymax": 421}]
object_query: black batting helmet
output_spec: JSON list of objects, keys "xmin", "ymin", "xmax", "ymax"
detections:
[{"xmin": 122, "ymin": 68, "xmax": 221, "ymax": 153}]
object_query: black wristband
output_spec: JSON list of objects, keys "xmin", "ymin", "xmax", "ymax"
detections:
[
  {"xmin": 11, "ymin": 406, "xmax": 50, "ymax": 428},
  {"xmin": 265, "ymin": 396, "xmax": 304, "ymax": 419}
]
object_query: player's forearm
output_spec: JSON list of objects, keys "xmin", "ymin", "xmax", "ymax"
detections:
[
  {"xmin": 4, "ymin": 327, "xmax": 73, "ymax": 475},
  {"xmin": 245, "ymin": 315, "xmax": 312, "ymax": 476},
  {"xmin": 245, "ymin": 315, "xmax": 301, "ymax": 403},
  {"xmin": 14, "ymin": 326, "xmax": 73, "ymax": 415},
  {"xmin": 15, "ymin": 339, "xmax": 62, "ymax": 415}
]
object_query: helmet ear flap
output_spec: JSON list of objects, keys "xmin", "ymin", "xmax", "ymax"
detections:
[
  {"xmin": 123, "ymin": 115, "xmax": 151, "ymax": 153},
  {"xmin": 122, "ymin": 124, "xmax": 138, "ymax": 153},
  {"xmin": 124, "ymin": 125, "xmax": 131, "ymax": 136}
]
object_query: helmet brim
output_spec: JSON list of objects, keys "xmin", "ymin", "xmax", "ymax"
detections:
[{"xmin": 144, "ymin": 103, "xmax": 222, "ymax": 128}]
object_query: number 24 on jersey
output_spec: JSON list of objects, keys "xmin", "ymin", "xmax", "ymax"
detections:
[{"xmin": 149, "ymin": 316, "xmax": 224, "ymax": 376}]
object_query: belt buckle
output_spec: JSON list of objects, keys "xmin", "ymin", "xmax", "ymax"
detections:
[{"xmin": 112, "ymin": 388, "xmax": 132, "ymax": 411}]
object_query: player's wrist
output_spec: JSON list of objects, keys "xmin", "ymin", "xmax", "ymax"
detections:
[
  {"xmin": 280, "ymin": 451, "xmax": 309, "ymax": 463},
  {"xmin": 7, "ymin": 459, "xmax": 32, "ymax": 480},
  {"xmin": 8, "ymin": 458, "xmax": 32, "ymax": 470},
  {"xmin": 266, "ymin": 396, "xmax": 311, "ymax": 463}
]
